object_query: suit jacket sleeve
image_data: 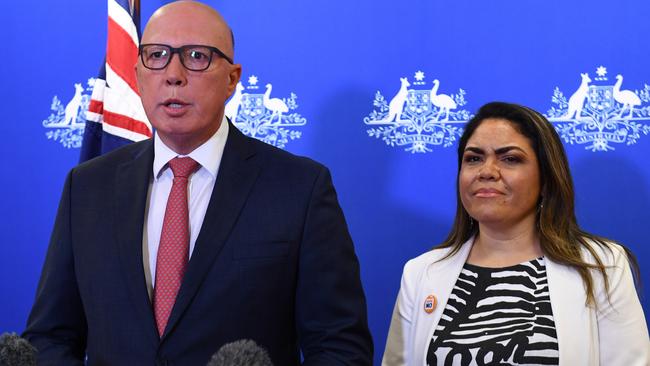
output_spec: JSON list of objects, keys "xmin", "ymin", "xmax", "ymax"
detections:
[
  {"xmin": 23, "ymin": 170, "xmax": 87, "ymax": 365},
  {"xmin": 596, "ymin": 244, "xmax": 649, "ymax": 365},
  {"xmin": 295, "ymin": 166, "xmax": 373, "ymax": 365}
]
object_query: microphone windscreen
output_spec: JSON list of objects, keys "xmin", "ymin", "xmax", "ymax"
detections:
[
  {"xmin": 0, "ymin": 333, "xmax": 37, "ymax": 366},
  {"xmin": 207, "ymin": 339, "xmax": 273, "ymax": 366}
]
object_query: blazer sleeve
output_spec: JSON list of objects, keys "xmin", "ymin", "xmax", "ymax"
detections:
[
  {"xmin": 295, "ymin": 166, "xmax": 374, "ymax": 366},
  {"xmin": 382, "ymin": 259, "xmax": 418, "ymax": 366},
  {"xmin": 596, "ymin": 244, "xmax": 650, "ymax": 366},
  {"xmin": 23, "ymin": 170, "xmax": 87, "ymax": 365}
]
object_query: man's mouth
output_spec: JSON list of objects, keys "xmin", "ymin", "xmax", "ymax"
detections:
[
  {"xmin": 163, "ymin": 99, "xmax": 189, "ymax": 108},
  {"xmin": 161, "ymin": 99, "xmax": 190, "ymax": 115}
]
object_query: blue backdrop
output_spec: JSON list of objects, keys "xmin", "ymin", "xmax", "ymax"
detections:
[{"xmin": 2, "ymin": 1, "xmax": 649, "ymax": 364}]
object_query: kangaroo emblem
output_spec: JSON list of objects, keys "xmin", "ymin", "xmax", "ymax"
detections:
[
  {"xmin": 565, "ymin": 73, "xmax": 591, "ymax": 119},
  {"xmin": 63, "ymin": 83, "xmax": 84, "ymax": 126},
  {"xmin": 225, "ymin": 82, "xmax": 245, "ymax": 122},
  {"xmin": 384, "ymin": 77, "xmax": 410, "ymax": 122}
]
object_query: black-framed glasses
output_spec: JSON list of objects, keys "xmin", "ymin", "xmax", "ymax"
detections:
[{"xmin": 139, "ymin": 43, "xmax": 234, "ymax": 71}]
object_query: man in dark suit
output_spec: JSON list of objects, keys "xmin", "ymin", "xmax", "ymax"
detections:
[{"xmin": 24, "ymin": 1, "xmax": 373, "ymax": 364}]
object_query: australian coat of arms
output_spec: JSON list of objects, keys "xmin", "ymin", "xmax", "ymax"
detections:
[
  {"xmin": 364, "ymin": 71, "xmax": 471, "ymax": 153},
  {"xmin": 225, "ymin": 75, "xmax": 306, "ymax": 149},
  {"xmin": 43, "ymin": 79, "xmax": 95, "ymax": 148},
  {"xmin": 545, "ymin": 66, "xmax": 650, "ymax": 151}
]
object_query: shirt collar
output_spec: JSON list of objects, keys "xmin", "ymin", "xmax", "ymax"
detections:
[{"xmin": 153, "ymin": 115, "xmax": 229, "ymax": 180}]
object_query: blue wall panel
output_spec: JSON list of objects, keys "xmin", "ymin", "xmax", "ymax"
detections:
[{"xmin": 2, "ymin": 1, "xmax": 648, "ymax": 364}]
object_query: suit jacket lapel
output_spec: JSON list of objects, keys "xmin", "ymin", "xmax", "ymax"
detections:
[
  {"xmin": 114, "ymin": 140, "xmax": 159, "ymax": 345},
  {"xmin": 163, "ymin": 122, "xmax": 260, "ymax": 338}
]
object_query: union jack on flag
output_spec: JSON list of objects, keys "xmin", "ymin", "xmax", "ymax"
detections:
[{"xmin": 80, "ymin": 0, "xmax": 152, "ymax": 162}]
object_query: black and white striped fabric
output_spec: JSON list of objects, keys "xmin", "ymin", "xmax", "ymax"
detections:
[{"xmin": 426, "ymin": 257, "xmax": 559, "ymax": 365}]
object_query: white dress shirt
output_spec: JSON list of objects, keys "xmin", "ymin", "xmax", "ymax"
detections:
[{"xmin": 143, "ymin": 117, "xmax": 229, "ymax": 296}]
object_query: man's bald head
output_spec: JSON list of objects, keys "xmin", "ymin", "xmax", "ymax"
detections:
[
  {"xmin": 135, "ymin": 0, "xmax": 242, "ymax": 155},
  {"xmin": 142, "ymin": 0, "xmax": 235, "ymax": 60}
]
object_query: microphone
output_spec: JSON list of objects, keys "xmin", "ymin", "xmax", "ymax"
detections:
[
  {"xmin": 0, "ymin": 333, "xmax": 36, "ymax": 366},
  {"xmin": 207, "ymin": 339, "xmax": 273, "ymax": 366}
]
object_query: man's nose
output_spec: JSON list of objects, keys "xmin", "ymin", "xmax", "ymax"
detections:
[{"xmin": 165, "ymin": 53, "xmax": 187, "ymax": 86}]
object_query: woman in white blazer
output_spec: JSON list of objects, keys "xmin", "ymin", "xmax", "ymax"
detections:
[{"xmin": 383, "ymin": 102, "xmax": 649, "ymax": 366}]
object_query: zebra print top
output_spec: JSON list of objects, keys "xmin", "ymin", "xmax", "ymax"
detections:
[{"xmin": 426, "ymin": 257, "xmax": 559, "ymax": 366}]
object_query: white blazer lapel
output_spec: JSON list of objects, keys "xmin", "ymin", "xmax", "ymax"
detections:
[
  {"xmin": 545, "ymin": 257, "xmax": 597, "ymax": 366},
  {"xmin": 412, "ymin": 239, "xmax": 474, "ymax": 366}
]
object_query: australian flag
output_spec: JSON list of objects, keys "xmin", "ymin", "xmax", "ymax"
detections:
[{"xmin": 80, "ymin": 0, "xmax": 152, "ymax": 162}]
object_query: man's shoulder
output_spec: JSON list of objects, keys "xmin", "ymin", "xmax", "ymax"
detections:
[
  {"xmin": 243, "ymin": 134, "xmax": 326, "ymax": 176},
  {"xmin": 73, "ymin": 139, "xmax": 152, "ymax": 176}
]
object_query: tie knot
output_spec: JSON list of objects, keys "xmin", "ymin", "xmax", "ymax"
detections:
[{"xmin": 168, "ymin": 157, "xmax": 199, "ymax": 178}]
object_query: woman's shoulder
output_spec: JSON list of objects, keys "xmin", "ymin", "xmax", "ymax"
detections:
[
  {"xmin": 402, "ymin": 240, "xmax": 472, "ymax": 278},
  {"xmin": 405, "ymin": 246, "xmax": 453, "ymax": 267},
  {"xmin": 579, "ymin": 238, "xmax": 627, "ymax": 266}
]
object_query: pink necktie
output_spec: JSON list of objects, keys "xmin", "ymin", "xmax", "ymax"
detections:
[{"xmin": 153, "ymin": 157, "xmax": 199, "ymax": 337}]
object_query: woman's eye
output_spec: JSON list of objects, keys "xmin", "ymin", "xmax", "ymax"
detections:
[
  {"xmin": 502, "ymin": 155, "xmax": 522, "ymax": 163},
  {"xmin": 463, "ymin": 155, "xmax": 481, "ymax": 163}
]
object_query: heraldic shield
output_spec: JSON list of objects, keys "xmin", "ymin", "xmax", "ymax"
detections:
[{"xmin": 586, "ymin": 85, "xmax": 615, "ymax": 114}]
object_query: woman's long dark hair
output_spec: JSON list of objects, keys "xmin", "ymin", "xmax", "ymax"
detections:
[{"xmin": 438, "ymin": 101, "xmax": 640, "ymax": 306}]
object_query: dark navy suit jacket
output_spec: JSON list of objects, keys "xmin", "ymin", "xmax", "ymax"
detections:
[{"xmin": 24, "ymin": 122, "xmax": 373, "ymax": 365}]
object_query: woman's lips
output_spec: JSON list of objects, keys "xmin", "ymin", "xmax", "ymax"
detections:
[{"xmin": 473, "ymin": 188, "xmax": 504, "ymax": 197}]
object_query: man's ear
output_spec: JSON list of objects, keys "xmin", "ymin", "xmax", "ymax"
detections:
[
  {"xmin": 134, "ymin": 62, "xmax": 142, "ymax": 92},
  {"xmin": 227, "ymin": 64, "xmax": 242, "ymax": 93}
]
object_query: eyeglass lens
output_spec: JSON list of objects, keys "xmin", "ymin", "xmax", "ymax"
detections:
[{"xmin": 141, "ymin": 45, "xmax": 213, "ymax": 71}]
